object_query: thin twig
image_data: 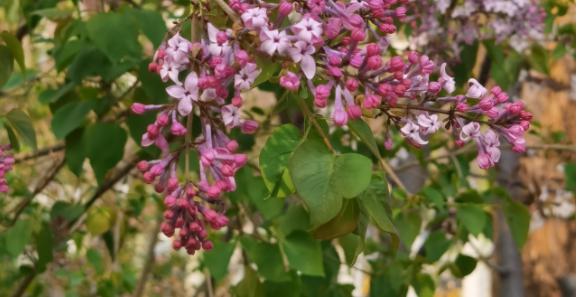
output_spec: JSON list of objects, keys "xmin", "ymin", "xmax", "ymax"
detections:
[
  {"xmin": 133, "ymin": 214, "xmax": 162, "ymax": 297},
  {"xmin": 10, "ymin": 154, "xmax": 140, "ymax": 297},
  {"xmin": 295, "ymin": 96, "xmax": 336, "ymax": 154},
  {"xmin": 205, "ymin": 269, "xmax": 215, "ymax": 297},
  {"xmin": 8, "ymin": 156, "xmax": 66, "ymax": 226},
  {"xmin": 213, "ymin": 0, "xmax": 240, "ymax": 22},
  {"xmin": 14, "ymin": 144, "xmax": 65, "ymax": 164}
]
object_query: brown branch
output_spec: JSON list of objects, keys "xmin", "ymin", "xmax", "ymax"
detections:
[
  {"xmin": 10, "ymin": 154, "xmax": 139, "ymax": 297},
  {"xmin": 14, "ymin": 144, "xmax": 65, "ymax": 164},
  {"xmin": 9, "ymin": 273, "xmax": 35, "ymax": 297},
  {"xmin": 8, "ymin": 156, "xmax": 66, "ymax": 226},
  {"xmin": 133, "ymin": 214, "xmax": 162, "ymax": 297},
  {"xmin": 213, "ymin": 0, "xmax": 240, "ymax": 22}
]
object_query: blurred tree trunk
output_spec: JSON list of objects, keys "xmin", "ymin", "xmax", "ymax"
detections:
[{"xmin": 495, "ymin": 150, "xmax": 526, "ymax": 297}]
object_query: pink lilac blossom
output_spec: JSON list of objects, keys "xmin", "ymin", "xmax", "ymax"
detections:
[
  {"xmin": 0, "ymin": 145, "xmax": 14, "ymax": 193},
  {"xmin": 134, "ymin": 0, "xmax": 534, "ymax": 254},
  {"xmin": 133, "ymin": 27, "xmax": 258, "ymax": 254},
  {"xmin": 227, "ymin": 0, "xmax": 532, "ymax": 163},
  {"xmin": 409, "ymin": 0, "xmax": 545, "ymax": 58}
]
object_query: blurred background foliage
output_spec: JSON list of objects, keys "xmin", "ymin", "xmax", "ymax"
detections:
[{"xmin": 0, "ymin": 0, "xmax": 575, "ymax": 296}]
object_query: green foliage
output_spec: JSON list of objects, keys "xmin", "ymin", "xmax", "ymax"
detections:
[
  {"xmin": 289, "ymin": 137, "xmax": 372, "ymax": 226},
  {"xmin": 0, "ymin": 1, "xmax": 567, "ymax": 296},
  {"xmin": 259, "ymin": 124, "xmax": 300, "ymax": 198},
  {"xmin": 83, "ymin": 123, "xmax": 127, "ymax": 183}
]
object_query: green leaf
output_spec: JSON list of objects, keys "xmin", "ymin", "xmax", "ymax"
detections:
[
  {"xmin": 0, "ymin": 31, "xmax": 24, "ymax": 70},
  {"xmin": 288, "ymin": 138, "xmax": 373, "ymax": 226},
  {"xmin": 65, "ymin": 128, "xmax": 85, "ymax": 176},
  {"xmin": 456, "ymin": 204, "xmax": 487, "ymax": 236},
  {"xmin": 87, "ymin": 248, "xmax": 105, "ymax": 274},
  {"xmin": 348, "ymin": 119, "xmax": 380, "ymax": 157},
  {"xmin": 0, "ymin": 45, "xmax": 13, "ymax": 88},
  {"xmin": 424, "ymin": 231, "xmax": 451, "ymax": 262},
  {"xmin": 241, "ymin": 237, "xmax": 289, "ymax": 282},
  {"xmin": 39, "ymin": 82, "xmax": 75, "ymax": 104},
  {"xmin": 35, "ymin": 223, "xmax": 54, "ymax": 272},
  {"xmin": 50, "ymin": 201, "xmax": 84, "ymax": 222},
  {"xmin": 204, "ymin": 241, "xmax": 236, "ymax": 281},
  {"xmin": 254, "ymin": 55, "xmax": 280, "ymax": 86},
  {"xmin": 281, "ymin": 231, "xmax": 324, "ymax": 276},
  {"xmin": 338, "ymin": 233, "xmax": 364, "ymax": 266},
  {"xmin": 5, "ymin": 125, "xmax": 19, "ymax": 151},
  {"xmin": 259, "ymin": 124, "xmax": 300, "ymax": 198},
  {"xmin": 275, "ymin": 204, "xmax": 310, "ymax": 236},
  {"xmin": 5, "ymin": 109, "xmax": 37, "ymax": 150},
  {"xmin": 359, "ymin": 176, "xmax": 398, "ymax": 247},
  {"xmin": 360, "ymin": 185, "xmax": 395, "ymax": 233},
  {"xmin": 51, "ymin": 100, "xmax": 94, "ymax": 139},
  {"xmin": 529, "ymin": 45, "xmax": 550, "ymax": 75},
  {"xmin": 128, "ymin": 9, "xmax": 166, "ymax": 47},
  {"xmin": 85, "ymin": 12, "xmax": 141, "ymax": 63},
  {"xmin": 412, "ymin": 274, "xmax": 435, "ymax": 297},
  {"xmin": 564, "ymin": 163, "xmax": 575, "ymax": 193},
  {"xmin": 312, "ymin": 199, "xmax": 360, "ymax": 240},
  {"xmin": 503, "ymin": 199, "xmax": 530, "ymax": 248},
  {"xmin": 83, "ymin": 123, "xmax": 127, "ymax": 183},
  {"xmin": 421, "ymin": 187, "xmax": 445, "ymax": 208},
  {"xmin": 451, "ymin": 254, "xmax": 477, "ymax": 278},
  {"xmin": 395, "ymin": 211, "xmax": 421, "ymax": 248},
  {"xmin": 31, "ymin": 8, "xmax": 74, "ymax": 21},
  {"xmin": 232, "ymin": 266, "xmax": 264, "ymax": 297},
  {"xmin": 3, "ymin": 219, "xmax": 33, "ymax": 257},
  {"xmin": 454, "ymin": 42, "xmax": 478, "ymax": 86}
]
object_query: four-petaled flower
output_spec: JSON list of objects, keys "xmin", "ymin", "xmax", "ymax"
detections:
[{"xmin": 166, "ymin": 72, "xmax": 199, "ymax": 116}]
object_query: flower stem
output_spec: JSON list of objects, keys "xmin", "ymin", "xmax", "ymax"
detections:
[
  {"xmin": 296, "ymin": 95, "xmax": 336, "ymax": 154},
  {"xmin": 212, "ymin": 0, "xmax": 240, "ymax": 22}
]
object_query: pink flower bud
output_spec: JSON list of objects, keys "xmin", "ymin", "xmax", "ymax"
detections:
[
  {"xmin": 241, "ymin": 120, "xmax": 259, "ymax": 134},
  {"xmin": 156, "ymin": 113, "xmax": 169, "ymax": 126},
  {"xmin": 131, "ymin": 103, "xmax": 146, "ymax": 114},
  {"xmin": 171, "ymin": 121, "xmax": 187, "ymax": 136},
  {"xmin": 395, "ymin": 7, "xmax": 407, "ymax": 18},
  {"xmin": 137, "ymin": 160, "xmax": 150, "ymax": 172},
  {"xmin": 363, "ymin": 94, "xmax": 381, "ymax": 109},
  {"xmin": 389, "ymin": 56, "xmax": 404, "ymax": 72},
  {"xmin": 332, "ymin": 109, "xmax": 348, "ymax": 126},
  {"xmin": 235, "ymin": 50, "xmax": 249, "ymax": 66},
  {"xmin": 226, "ymin": 140, "xmax": 239, "ymax": 152},
  {"xmin": 346, "ymin": 78, "xmax": 359, "ymax": 91},
  {"xmin": 347, "ymin": 105, "xmax": 362, "ymax": 119},
  {"xmin": 347, "ymin": 52, "xmax": 362, "ymax": 69},
  {"xmin": 146, "ymin": 124, "xmax": 159, "ymax": 138},
  {"xmin": 234, "ymin": 154, "xmax": 248, "ymax": 166},
  {"xmin": 279, "ymin": 72, "xmax": 301, "ymax": 91},
  {"xmin": 408, "ymin": 51, "xmax": 419, "ymax": 64},
  {"xmin": 148, "ymin": 62, "xmax": 159, "ymax": 73},
  {"xmin": 327, "ymin": 66, "xmax": 343, "ymax": 78},
  {"xmin": 216, "ymin": 31, "xmax": 228, "ymax": 45},
  {"xmin": 366, "ymin": 43, "xmax": 381, "ymax": 56},
  {"xmin": 351, "ymin": 28, "xmax": 366, "ymax": 42},
  {"xmin": 202, "ymin": 240, "xmax": 214, "ymax": 250},
  {"xmin": 278, "ymin": 0, "xmax": 293, "ymax": 16},
  {"xmin": 384, "ymin": 138, "xmax": 393, "ymax": 150},
  {"xmin": 232, "ymin": 96, "xmax": 243, "ymax": 107},
  {"xmin": 366, "ymin": 55, "xmax": 383, "ymax": 70}
]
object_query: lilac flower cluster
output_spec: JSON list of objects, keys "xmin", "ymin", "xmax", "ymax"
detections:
[
  {"xmin": 132, "ymin": 28, "xmax": 258, "ymax": 254},
  {"xmin": 229, "ymin": 0, "xmax": 531, "ymax": 168},
  {"xmin": 0, "ymin": 145, "xmax": 14, "ymax": 193},
  {"xmin": 132, "ymin": 0, "xmax": 534, "ymax": 253},
  {"xmin": 409, "ymin": 0, "xmax": 545, "ymax": 56}
]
